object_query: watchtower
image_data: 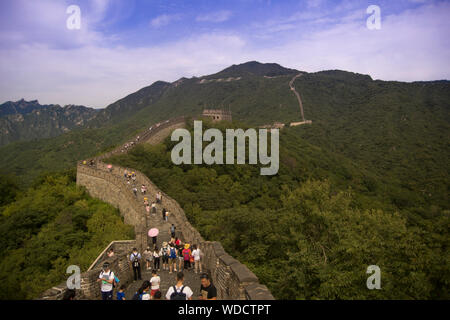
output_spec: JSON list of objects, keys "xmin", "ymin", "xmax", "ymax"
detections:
[{"xmin": 202, "ymin": 109, "xmax": 232, "ymax": 122}]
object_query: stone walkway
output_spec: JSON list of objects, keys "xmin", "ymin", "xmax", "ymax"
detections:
[{"xmin": 108, "ymin": 167, "xmax": 201, "ymax": 300}]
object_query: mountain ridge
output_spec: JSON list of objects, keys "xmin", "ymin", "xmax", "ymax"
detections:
[{"xmin": 0, "ymin": 61, "xmax": 448, "ymax": 204}]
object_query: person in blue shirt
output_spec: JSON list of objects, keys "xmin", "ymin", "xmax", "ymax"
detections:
[{"xmin": 116, "ymin": 285, "xmax": 126, "ymax": 300}]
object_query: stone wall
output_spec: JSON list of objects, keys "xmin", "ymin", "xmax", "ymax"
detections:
[{"xmin": 76, "ymin": 162, "xmax": 274, "ymax": 299}]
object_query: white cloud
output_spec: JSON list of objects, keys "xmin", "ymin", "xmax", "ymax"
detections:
[
  {"xmin": 0, "ymin": 33, "xmax": 247, "ymax": 107},
  {"xmin": 150, "ymin": 14, "xmax": 182, "ymax": 28},
  {"xmin": 196, "ymin": 10, "xmax": 232, "ymax": 23}
]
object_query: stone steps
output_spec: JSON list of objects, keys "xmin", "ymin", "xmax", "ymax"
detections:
[{"xmin": 109, "ymin": 169, "xmax": 201, "ymax": 300}]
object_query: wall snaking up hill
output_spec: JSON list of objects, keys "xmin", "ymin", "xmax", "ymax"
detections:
[{"xmin": 40, "ymin": 117, "xmax": 274, "ymax": 300}]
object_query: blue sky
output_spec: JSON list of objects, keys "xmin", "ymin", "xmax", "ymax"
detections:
[{"xmin": 0, "ymin": 0, "xmax": 449, "ymax": 107}]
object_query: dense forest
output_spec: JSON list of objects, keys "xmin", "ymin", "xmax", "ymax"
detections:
[
  {"xmin": 0, "ymin": 170, "xmax": 134, "ymax": 299},
  {"xmin": 107, "ymin": 120, "xmax": 449, "ymax": 299}
]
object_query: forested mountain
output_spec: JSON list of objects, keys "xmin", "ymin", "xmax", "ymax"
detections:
[
  {"xmin": 0, "ymin": 100, "xmax": 98, "ymax": 146},
  {"xmin": 0, "ymin": 81, "xmax": 171, "ymax": 147}
]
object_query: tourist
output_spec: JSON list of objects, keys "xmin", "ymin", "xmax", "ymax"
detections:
[
  {"xmin": 97, "ymin": 262, "xmax": 114, "ymax": 300},
  {"xmin": 123, "ymin": 169, "xmax": 128, "ymax": 179},
  {"xmin": 116, "ymin": 285, "xmax": 126, "ymax": 300},
  {"xmin": 169, "ymin": 243, "xmax": 177, "ymax": 273},
  {"xmin": 152, "ymin": 235, "xmax": 157, "ymax": 247},
  {"xmin": 107, "ymin": 248, "xmax": 114, "ymax": 258},
  {"xmin": 151, "ymin": 201, "xmax": 157, "ymax": 214},
  {"xmin": 150, "ymin": 270, "xmax": 161, "ymax": 299},
  {"xmin": 162, "ymin": 208, "xmax": 167, "ymax": 221},
  {"xmin": 132, "ymin": 280, "xmax": 151, "ymax": 300},
  {"xmin": 146, "ymin": 203, "xmax": 150, "ymax": 214},
  {"xmin": 153, "ymin": 246, "xmax": 161, "ymax": 271},
  {"xmin": 165, "ymin": 272, "xmax": 193, "ymax": 300},
  {"xmin": 156, "ymin": 191, "xmax": 162, "ymax": 204},
  {"xmin": 170, "ymin": 224, "xmax": 176, "ymax": 238},
  {"xmin": 161, "ymin": 242, "xmax": 169, "ymax": 271},
  {"xmin": 130, "ymin": 248, "xmax": 142, "ymax": 281},
  {"xmin": 199, "ymin": 273, "xmax": 217, "ymax": 300},
  {"xmin": 192, "ymin": 245, "xmax": 203, "ymax": 274},
  {"xmin": 143, "ymin": 246, "xmax": 153, "ymax": 270},
  {"xmin": 177, "ymin": 241, "xmax": 184, "ymax": 271},
  {"xmin": 141, "ymin": 184, "xmax": 146, "ymax": 195},
  {"xmin": 182, "ymin": 244, "xmax": 192, "ymax": 270},
  {"xmin": 132, "ymin": 187, "xmax": 138, "ymax": 197},
  {"xmin": 62, "ymin": 289, "xmax": 76, "ymax": 300}
]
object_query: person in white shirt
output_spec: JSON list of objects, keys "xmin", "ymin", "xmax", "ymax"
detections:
[
  {"xmin": 165, "ymin": 272, "xmax": 193, "ymax": 300},
  {"xmin": 97, "ymin": 262, "xmax": 115, "ymax": 300},
  {"xmin": 150, "ymin": 269, "xmax": 161, "ymax": 299},
  {"xmin": 192, "ymin": 244, "xmax": 202, "ymax": 274}
]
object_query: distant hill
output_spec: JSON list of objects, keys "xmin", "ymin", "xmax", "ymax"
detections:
[
  {"xmin": 0, "ymin": 100, "xmax": 98, "ymax": 146},
  {"xmin": 205, "ymin": 61, "xmax": 300, "ymax": 79},
  {"xmin": 0, "ymin": 99, "xmax": 47, "ymax": 117},
  {"xmin": 0, "ymin": 81, "xmax": 171, "ymax": 146}
]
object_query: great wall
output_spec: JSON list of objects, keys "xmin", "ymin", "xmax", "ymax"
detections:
[{"xmin": 39, "ymin": 116, "xmax": 274, "ymax": 300}]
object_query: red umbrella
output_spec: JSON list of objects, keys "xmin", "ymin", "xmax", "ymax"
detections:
[{"xmin": 148, "ymin": 228, "xmax": 159, "ymax": 237}]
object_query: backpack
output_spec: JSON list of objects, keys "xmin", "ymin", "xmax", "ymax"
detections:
[
  {"xmin": 132, "ymin": 253, "xmax": 140, "ymax": 268},
  {"xmin": 101, "ymin": 271, "xmax": 112, "ymax": 285},
  {"xmin": 162, "ymin": 247, "xmax": 169, "ymax": 257},
  {"xmin": 170, "ymin": 226, "xmax": 175, "ymax": 233},
  {"xmin": 170, "ymin": 286, "xmax": 186, "ymax": 300},
  {"xmin": 132, "ymin": 291, "xmax": 144, "ymax": 300},
  {"xmin": 113, "ymin": 275, "xmax": 120, "ymax": 288},
  {"xmin": 169, "ymin": 247, "xmax": 177, "ymax": 259}
]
